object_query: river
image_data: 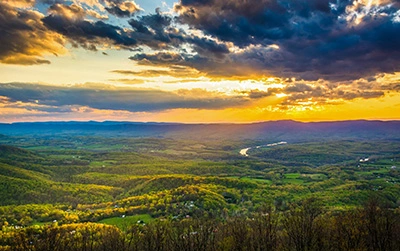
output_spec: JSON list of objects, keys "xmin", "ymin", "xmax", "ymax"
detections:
[{"xmin": 239, "ymin": 141, "xmax": 287, "ymax": 156}]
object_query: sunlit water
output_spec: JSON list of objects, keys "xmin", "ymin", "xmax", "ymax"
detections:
[{"xmin": 239, "ymin": 141, "xmax": 287, "ymax": 156}]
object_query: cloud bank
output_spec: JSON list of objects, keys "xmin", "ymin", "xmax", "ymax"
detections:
[
  {"xmin": 0, "ymin": 83, "xmax": 249, "ymax": 113},
  {"xmin": 1, "ymin": 0, "xmax": 399, "ymax": 83}
]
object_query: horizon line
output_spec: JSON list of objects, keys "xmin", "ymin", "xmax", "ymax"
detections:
[{"xmin": 1, "ymin": 118, "xmax": 400, "ymax": 125}]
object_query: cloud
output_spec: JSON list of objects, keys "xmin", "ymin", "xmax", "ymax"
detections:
[
  {"xmin": 246, "ymin": 90, "xmax": 273, "ymax": 99},
  {"xmin": 105, "ymin": 0, "xmax": 141, "ymax": 17},
  {"xmin": 163, "ymin": 78, "xmax": 205, "ymax": 84},
  {"xmin": 174, "ymin": 0, "xmax": 293, "ymax": 47},
  {"xmin": 236, "ymin": 80, "xmax": 387, "ymax": 107},
  {"xmin": 41, "ymin": 7, "xmax": 186, "ymax": 51},
  {"xmin": 280, "ymin": 82, "xmax": 386, "ymax": 105},
  {"xmin": 126, "ymin": 11, "xmax": 188, "ymax": 49},
  {"xmin": 42, "ymin": 8, "xmax": 138, "ymax": 51},
  {"xmin": 109, "ymin": 78, "xmax": 146, "ymax": 84},
  {"xmin": 3, "ymin": 0, "xmax": 36, "ymax": 8},
  {"xmin": 0, "ymin": 83, "xmax": 250, "ymax": 112},
  {"xmin": 130, "ymin": 51, "xmax": 185, "ymax": 64},
  {"xmin": 128, "ymin": 47, "xmax": 278, "ymax": 79},
  {"xmin": 3, "ymin": 0, "xmax": 400, "ymax": 85},
  {"xmin": 41, "ymin": 2, "xmax": 185, "ymax": 52},
  {"xmin": 48, "ymin": 3, "xmax": 87, "ymax": 20},
  {"xmin": 86, "ymin": 9, "xmax": 109, "ymax": 20},
  {"xmin": 165, "ymin": 0, "xmax": 400, "ymax": 81},
  {"xmin": 0, "ymin": 2, "xmax": 66, "ymax": 65},
  {"xmin": 285, "ymin": 83, "xmax": 315, "ymax": 93},
  {"xmin": 111, "ymin": 65, "xmax": 204, "ymax": 78}
]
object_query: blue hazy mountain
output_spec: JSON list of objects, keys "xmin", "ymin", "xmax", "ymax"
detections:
[{"xmin": 0, "ymin": 120, "xmax": 399, "ymax": 142}]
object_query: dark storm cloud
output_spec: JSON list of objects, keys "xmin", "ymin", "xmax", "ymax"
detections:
[
  {"xmin": 127, "ymin": 10, "xmax": 231, "ymax": 54},
  {"xmin": 105, "ymin": 6, "xmax": 131, "ymax": 17},
  {"xmin": 41, "ymin": 7, "xmax": 188, "ymax": 51},
  {"xmin": 186, "ymin": 36, "xmax": 230, "ymax": 57},
  {"xmin": 41, "ymin": 4, "xmax": 231, "ymax": 58},
  {"xmin": 174, "ymin": 0, "xmax": 291, "ymax": 46},
  {"xmin": 130, "ymin": 52, "xmax": 185, "ymax": 64},
  {"xmin": 42, "ymin": 14, "xmax": 137, "ymax": 50},
  {"xmin": 3, "ymin": 0, "xmax": 400, "ymax": 83},
  {"xmin": 166, "ymin": 0, "xmax": 400, "ymax": 81},
  {"xmin": 140, "ymin": 8, "xmax": 172, "ymax": 30},
  {"xmin": 173, "ymin": 0, "xmax": 351, "ymax": 47},
  {"xmin": 0, "ymin": 83, "xmax": 249, "ymax": 112},
  {"xmin": 126, "ymin": 11, "xmax": 186, "ymax": 49}
]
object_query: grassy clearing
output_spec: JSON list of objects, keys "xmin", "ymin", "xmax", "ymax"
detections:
[
  {"xmin": 99, "ymin": 214, "xmax": 153, "ymax": 229},
  {"xmin": 240, "ymin": 177, "xmax": 273, "ymax": 184},
  {"xmin": 285, "ymin": 173, "xmax": 301, "ymax": 179},
  {"xmin": 31, "ymin": 221, "xmax": 53, "ymax": 226}
]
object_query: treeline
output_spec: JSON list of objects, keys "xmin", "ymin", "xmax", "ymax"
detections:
[{"xmin": 1, "ymin": 199, "xmax": 399, "ymax": 251}]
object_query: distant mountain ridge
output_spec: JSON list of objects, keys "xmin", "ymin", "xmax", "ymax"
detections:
[{"xmin": 0, "ymin": 120, "xmax": 399, "ymax": 141}]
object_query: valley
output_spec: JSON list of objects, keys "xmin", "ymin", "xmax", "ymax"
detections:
[{"xmin": 0, "ymin": 121, "xmax": 399, "ymax": 250}]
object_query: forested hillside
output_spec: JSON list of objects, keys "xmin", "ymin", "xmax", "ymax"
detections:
[{"xmin": 0, "ymin": 121, "xmax": 399, "ymax": 250}]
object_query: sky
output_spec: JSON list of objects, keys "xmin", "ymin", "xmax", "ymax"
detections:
[{"xmin": 0, "ymin": 0, "xmax": 400, "ymax": 123}]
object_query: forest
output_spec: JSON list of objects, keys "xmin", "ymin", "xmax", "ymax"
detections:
[
  {"xmin": 0, "ymin": 121, "xmax": 399, "ymax": 250},
  {"xmin": 2, "ymin": 198, "xmax": 400, "ymax": 251}
]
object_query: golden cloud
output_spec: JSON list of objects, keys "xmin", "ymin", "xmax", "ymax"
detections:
[{"xmin": 0, "ymin": 3, "xmax": 66, "ymax": 65}]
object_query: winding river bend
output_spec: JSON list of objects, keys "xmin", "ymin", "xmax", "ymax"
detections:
[{"xmin": 239, "ymin": 141, "xmax": 287, "ymax": 157}]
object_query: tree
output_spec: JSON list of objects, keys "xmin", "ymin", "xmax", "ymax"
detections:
[{"xmin": 283, "ymin": 198, "xmax": 324, "ymax": 251}]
